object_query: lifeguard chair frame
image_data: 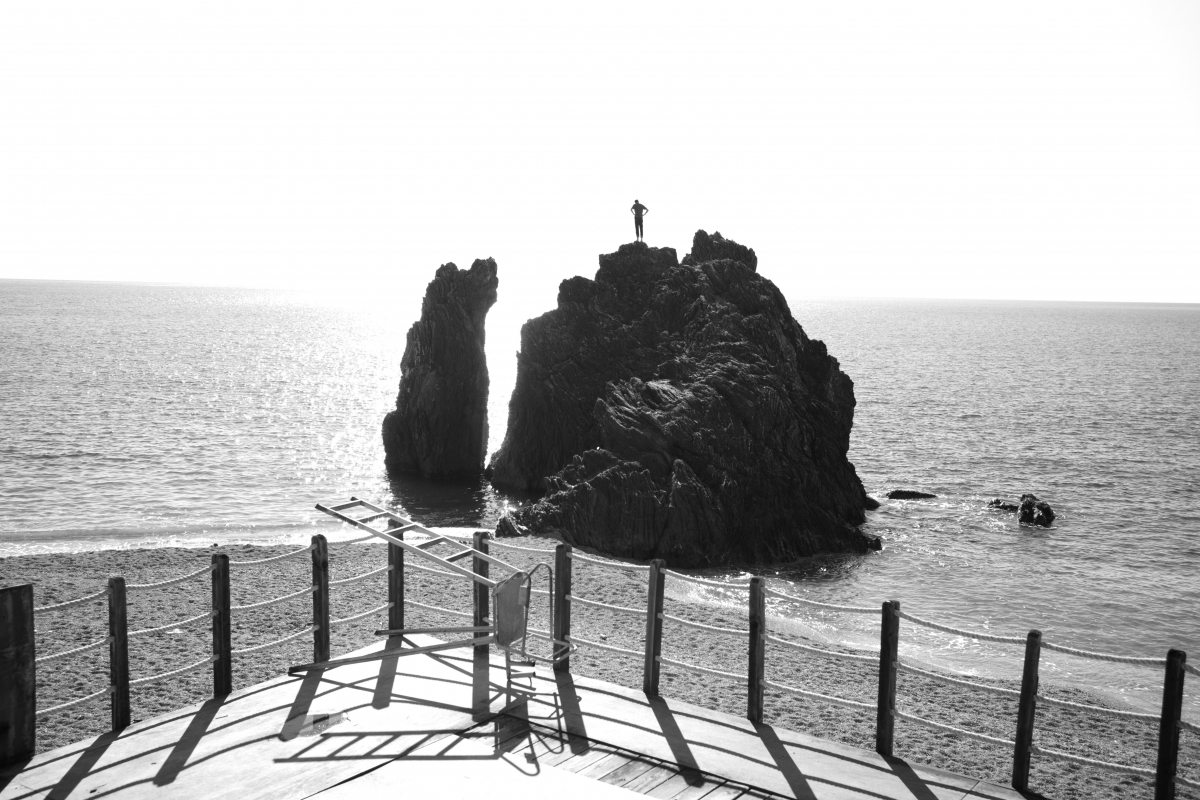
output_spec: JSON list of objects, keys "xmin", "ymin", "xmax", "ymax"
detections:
[{"xmin": 288, "ymin": 497, "xmax": 571, "ymax": 678}]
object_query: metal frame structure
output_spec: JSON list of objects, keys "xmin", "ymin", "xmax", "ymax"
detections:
[{"xmin": 288, "ymin": 497, "xmax": 571, "ymax": 678}]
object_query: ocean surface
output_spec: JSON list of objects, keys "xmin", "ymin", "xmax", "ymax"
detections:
[{"xmin": 2, "ymin": 279, "xmax": 1198, "ymax": 717}]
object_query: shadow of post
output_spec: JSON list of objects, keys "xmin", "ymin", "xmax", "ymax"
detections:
[
  {"xmin": 153, "ymin": 696, "xmax": 227, "ymax": 786},
  {"xmin": 44, "ymin": 731, "xmax": 120, "ymax": 800},
  {"xmin": 647, "ymin": 695, "xmax": 703, "ymax": 786},
  {"xmin": 278, "ymin": 671, "xmax": 326, "ymax": 742},
  {"xmin": 753, "ymin": 722, "xmax": 819, "ymax": 800}
]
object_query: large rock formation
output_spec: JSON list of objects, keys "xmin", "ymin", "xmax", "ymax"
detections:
[
  {"xmin": 489, "ymin": 232, "xmax": 875, "ymax": 566},
  {"xmin": 383, "ymin": 258, "xmax": 498, "ymax": 478}
]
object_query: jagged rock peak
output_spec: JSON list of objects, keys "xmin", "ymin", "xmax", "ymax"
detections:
[
  {"xmin": 382, "ymin": 258, "xmax": 498, "ymax": 479},
  {"xmin": 490, "ymin": 232, "xmax": 875, "ymax": 567},
  {"xmin": 681, "ymin": 229, "xmax": 757, "ymax": 272}
]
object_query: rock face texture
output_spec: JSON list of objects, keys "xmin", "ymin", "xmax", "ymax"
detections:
[
  {"xmin": 382, "ymin": 259, "xmax": 498, "ymax": 478},
  {"xmin": 489, "ymin": 232, "xmax": 875, "ymax": 566}
]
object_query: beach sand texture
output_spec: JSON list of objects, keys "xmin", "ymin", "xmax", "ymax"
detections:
[{"xmin": 3, "ymin": 540, "xmax": 1196, "ymax": 800}]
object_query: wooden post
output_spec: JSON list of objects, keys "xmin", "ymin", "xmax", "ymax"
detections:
[
  {"xmin": 1155, "ymin": 649, "xmax": 1186, "ymax": 800},
  {"xmin": 553, "ymin": 544, "xmax": 572, "ymax": 673},
  {"xmin": 0, "ymin": 584, "xmax": 35, "ymax": 765},
  {"xmin": 1012, "ymin": 629, "xmax": 1042, "ymax": 791},
  {"xmin": 747, "ymin": 576, "xmax": 766, "ymax": 723},
  {"xmin": 643, "ymin": 559, "xmax": 666, "ymax": 696},
  {"xmin": 311, "ymin": 535, "xmax": 330, "ymax": 663},
  {"xmin": 108, "ymin": 576, "xmax": 130, "ymax": 732},
  {"xmin": 387, "ymin": 522, "xmax": 404, "ymax": 634},
  {"xmin": 875, "ymin": 600, "xmax": 899, "ymax": 757},
  {"xmin": 211, "ymin": 555, "xmax": 232, "ymax": 697},
  {"xmin": 472, "ymin": 531, "xmax": 490, "ymax": 713}
]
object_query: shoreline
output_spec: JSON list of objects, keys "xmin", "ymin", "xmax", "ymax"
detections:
[{"xmin": 2, "ymin": 542, "xmax": 1196, "ymax": 800}]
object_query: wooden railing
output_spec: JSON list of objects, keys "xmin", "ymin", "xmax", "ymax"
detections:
[{"xmin": 2, "ymin": 532, "xmax": 1195, "ymax": 800}]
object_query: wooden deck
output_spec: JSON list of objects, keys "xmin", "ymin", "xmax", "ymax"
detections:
[{"xmin": 0, "ymin": 636, "xmax": 1029, "ymax": 800}]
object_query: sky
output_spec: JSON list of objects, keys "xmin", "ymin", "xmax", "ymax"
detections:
[{"xmin": 2, "ymin": 1, "xmax": 1199, "ymax": 329}]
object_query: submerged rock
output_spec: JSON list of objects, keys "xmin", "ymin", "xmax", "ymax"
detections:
[
  {"xmin": 382, "ymin": 258, "xmax": 498, "ymax": 478},
  {"xmin": 886, "ymin": 489, "xmax": 938, "ymax": 500},
  {"xmin": 988, "ymin": 498, "xmax": 1019, "ymax": 512},
  {"xmin": 489, "ymin": 232, "xmax": 874, "ymax": 566}
]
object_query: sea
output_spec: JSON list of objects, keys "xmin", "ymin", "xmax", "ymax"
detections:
[{"xmin": 2, "ymin": 279, "xmax": 1197, "ymax": 718}]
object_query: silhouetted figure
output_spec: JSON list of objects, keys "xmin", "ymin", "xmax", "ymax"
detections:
[{"xmin": 631, "ymin": 200, "xmax": 648, "ymax": 241}]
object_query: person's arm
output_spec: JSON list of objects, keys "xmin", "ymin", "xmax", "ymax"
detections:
[{"xmin": 643, "ymin": 206, "xmax": 649, "ymax": 215}]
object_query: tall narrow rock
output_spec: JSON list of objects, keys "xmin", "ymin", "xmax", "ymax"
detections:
[
  {"xmin": 383, "ymin": 258, "xmax": 498, "ymax": 478},
  {"xmin": 490, "ymin": 232, "xmax": 875, "ymax": 566}
]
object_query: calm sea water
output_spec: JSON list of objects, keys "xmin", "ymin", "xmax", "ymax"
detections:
[{"xmin": 2, "ymin": 279, "xmax": 1197, "ymax": 716}]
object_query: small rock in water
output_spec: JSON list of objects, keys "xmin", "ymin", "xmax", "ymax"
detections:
[
  {"xmin": 1018, "ymin": 493, "xmax": 1056, "ymax": 527},
  {"xmin": 885, "ymin": 489, "xmax": 937, "ymax": 500},
  {"xmin": 988, "ymin": 499, "xmax": 1019, "ymax": 512}
]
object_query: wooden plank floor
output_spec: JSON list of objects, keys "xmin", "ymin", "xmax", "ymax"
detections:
[{"xmin": 0, "ymin": 636, "xmax": 1030, "ymax": 800}]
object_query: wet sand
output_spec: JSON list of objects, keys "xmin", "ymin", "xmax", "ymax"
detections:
[{"xmin": 2, "ymin": 540, "xmax": 1195, "ymax": 800}]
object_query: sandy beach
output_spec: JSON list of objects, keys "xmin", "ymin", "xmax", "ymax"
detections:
[{"xmin": 2, "ymin": 539, "xmax": 1195, "ymax": 800}]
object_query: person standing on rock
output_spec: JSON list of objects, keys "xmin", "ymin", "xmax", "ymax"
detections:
[{"xmin": 630, "ymin": 199, "xmax": 648, "ymax": 242}]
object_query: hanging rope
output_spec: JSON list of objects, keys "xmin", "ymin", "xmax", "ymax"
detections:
[
  {"xmin": 329, "ymin": 565, "xmax": 391, "ymax": 587},
  {"xmin": 35, "ymin": 686, "xmax": 112, "ymax": 718},
  {"xmin": 658, "ymin": 656, "xmax": 743, "ymax": 682},
  {"xmin": 1039, "ymin": 640, "xmax": 1168, "ymax": 667},
  {"xmin": 895, "ymin": 710, "xmax": 1015, "ymax": 747},
  {"xmin": 1035, "ymin": 693, "xmax": 1161, "ymax": 721},
  {"xmin": 762, "ymin": 679, "xmax": 875, "ymax": 712},
  {"xmin": 230, "ymin": 584, "xmax": 315, "ymax": 612},
  {"xmin": 569, "ymin": 552, "xmax": 652, "ymax": 573},
  {"xmin": 567, "ymin": 594, "xmax": 646, "ymax": 617},
  {"xmin": 897, "ymin": 660, "xmax": 1021, "ymax": 698},
  {"xmin": 127, "ymin": 564, "xmax": 212, "ymax": 591},
  {"xmin": 663, "ymin": 613, "xmax": 747, "ymax": 637},
  {"xmin": 330, "ymin": 602, "xmax": 393, "ymax": 628},
  {"xmin": 229, "ymin": 544, "xmax": 314, "ymax": 566},
  {"xmin": 566, "ymin": 634, "xmax": 643, "ymax": 658},
  {"xmin": 34, "ymin": 587, "xmax": 109, "ymax": 615},
  {"xmin": 764, "ymin": 587, "xmax": 876, "ymax": 614},
  {"xmin": 896, "ymin": 610, "xmax": 1027, "ymax": 645},
  {"xmin": 663, "ymin": 570, "xmax": 751, "ymax": 590},
  {"xmin": 232, "ymin": 626, "xmax": 316, "ymax": 655},
  {"xmin": 768, "ymin": 635, "xmax": 877, "ymax": 665},
  {"xmin": 36, "ymin": 636, "xmax": 111, "ymax": 664},
  {"xmin": 1029, "ymin": 744, "xmax": 1154, "ymax": 777},
  {"xmin": 406, "ymin": 598, "xmax": 474, "ymax": 620},
  {"xmin": 129, "ymin": 655, "xmax": 217, "ymax": 687},
  {"xmin": 128, "ymin": 611, "xmax": 215, "ymax": 639}
]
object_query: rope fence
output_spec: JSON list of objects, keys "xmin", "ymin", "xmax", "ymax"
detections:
[
  {"xmin": 662, "ymin": 612, "xmax": 747, "ymax": 637},
  {"xmin": 229, "ymin": 544, "xmax": 313, "ymax": 566},
  {"xmin": 127, "ymin": 564, "xmax": 212, "ymax": 591},
  {"xmin": 897, "ymin": 609, "xmax": 1028, "ymax": 645},
  {"xmin": 8, "ymin": 523, "xmax": 1194, "ymax": 800},
  {"xmin": 329, "ymin": 565, "xmax": 391, "ymax": 587},
  {"xmin": 129, "ymin": 655, "xmax": 217, "ymax": 687},
  {"xmin": 330, "ymin": 602, "xmax": 393, "ymax": 628},
  {"xmin": 35, "ymin": 686, "xmax": 112, "ymax": 718},
  {"xmin": 33, "ymin": 588, "xmax": 108, "ymax": 615},
  {"xmin": 35, "ymin": 636, "xmax": 111, "ymax": 664},
  {"xmin": 232, "ymin": 627, "xmax": 316, "ymax": 656},
  {"xmin": 896, "ymin": 710, "xmax": 1016, "ymax": 748},
  {"xmin": 659, "ymin": 655, "xmax": 743, "ymax": 683},
  {"xmin": 567, "ymin": 634, "xmax": 643, "ymax": 659},
  {"xmin": 229, "ymin": 584, "xmax": 315, "ymax": 612},
  {"xmin": 664, "ymin": 570, "xmax": 751, "ymax": 590},
  {"xmin": 1035, "ymin": 692, "xmax": 1162, "ymax": 721},
  {"xmin": 1040, "ymin": 640, "xmax": 1169, "ymax": 667},
  {"xmin": 1029, "ymin": 744, "xmax": 1156, "ymax": 777},
  {"xmin": 768, "ymin": 635, "xmax": 878, "ymax": 665},
  {"xmin": 567, "ymin": 594, "xmax": 646, "ymax": 617},
  {"xmin": 897, "ymin": 660, "xmax": 1021, "ymax": 698},
  {"xmin": 127, "ymin": 611, "xmax": 214, "ymax": 639},
  {"xmin": 764, "ymin": 587, "xmax": 877, "ymax": 614},
  {"xmin": 763, "ymin": 679, "xmax": 876, "ymax": 712}
]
